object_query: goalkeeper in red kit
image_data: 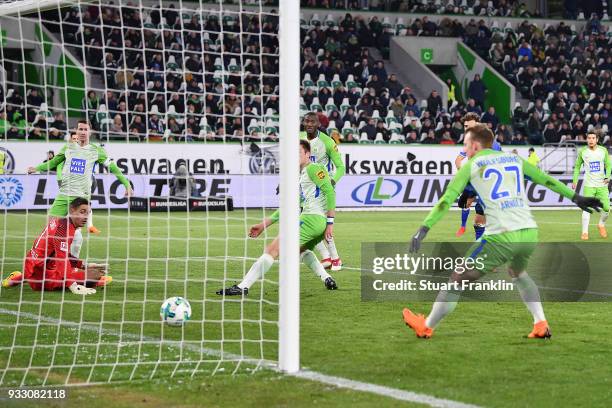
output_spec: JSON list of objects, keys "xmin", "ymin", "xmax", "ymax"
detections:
[{"xmin": 2, "ymin": 198, "xmax": 110, "ymax": 295}]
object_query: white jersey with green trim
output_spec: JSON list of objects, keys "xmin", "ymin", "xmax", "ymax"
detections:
[
  {"xmin": 577, "ymin": 146, "xmax": 608, "ymax": 188},
  {"xmin": 300, "ymin": 131, "xmax": 333, "ymax": 175},
  {"xmin": 300, "ymin": 163, "xmax": 327, "ymax": 217},
  {"xmin": 468, "ymin": 150, "xmax": 537, "ymax": 235},
  {"xmin": 59, "ymin": 143, "xmax": 105, "ymax": 197}
]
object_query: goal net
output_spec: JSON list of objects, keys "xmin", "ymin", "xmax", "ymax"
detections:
[{"xmin": 0, "ymin": 0, "xmax": 300, "ymax": 386}]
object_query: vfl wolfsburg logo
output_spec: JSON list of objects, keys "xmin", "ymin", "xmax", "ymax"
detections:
[{"xmin": 0, "ymin": 177, "xmax": 24, "ymax": 207}]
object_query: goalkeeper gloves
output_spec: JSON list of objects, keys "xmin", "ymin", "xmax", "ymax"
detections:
[
  {"xmin": 572, "ymin": 194, "xmax": 603, "ymax": 213},
  {"xmin": 69, "ymin": 282, "xmax": 96, "ymax": 295},
  {"xmin": 410, "ymin": 226, "xmax": 430, "ymax": 253}
]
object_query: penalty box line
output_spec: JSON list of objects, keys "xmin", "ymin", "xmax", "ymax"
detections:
[{"xmin": 0, "ymin": 308, "xmax": 480, "ymax": 408}]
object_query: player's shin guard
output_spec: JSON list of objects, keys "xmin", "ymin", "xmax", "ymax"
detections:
[
  {"xmin": 425, "ymin": 288, "xmax": 461, "ymax": 329},
  {"xmin": 238, "ymin": 253, "xmax": 274, "ymax": 290},
  {"xmin": 301, "ymin": 250, "xmax": 331, "ymax": 281},
  {"xmin": 474, "ymin": 223, "xmax": 485, "ymax": 240},
  {"xmin": 582, "ymin": 211, "xmax": 590, "ymax": 234},
  {"xmin": 325, "ymin": 237, "xmax": 340, "ymax": 260},
  {"xmin": 315, "ymin": 241, "xmax": 330, "ymax": 260},
  {"xmin": 461, "ymin": 208, "xmax": 470, "ymax": 228},
  {"xmin": 513, "ymin": 272, "xmax": 546, "ymax": 323}
]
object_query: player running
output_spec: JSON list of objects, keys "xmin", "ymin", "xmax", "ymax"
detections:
[
  {"xmin": 216, "ymin": 139, "xmax": 338, "ymax": 296},
  {"xmin": 571, "ymin": 130, "xmax": 611, "ymax": 240},
  {"xmin": 2, "ymin": 198, "xmax": 110, "ymax": 294},
  {"xmin": 27, "ymin": 120, "xmax": 132, "ymax": 237},
  {"xmin": 403, "ymin": 124, "xmax": 602, "ymax": 339},
  {"xmin": 301, "ymin": 112, "xmax": 345, "ymax": 271},
  {"xmin": 454, "ymin": 113, "xmax": 502, "ymax": 240}
]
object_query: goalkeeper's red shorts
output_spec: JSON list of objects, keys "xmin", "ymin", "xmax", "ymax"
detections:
[{"xmin": 24, "ymin": 258, "xmax": 85, "ymax": 291}]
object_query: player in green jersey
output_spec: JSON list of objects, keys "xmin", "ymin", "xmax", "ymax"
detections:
[
  {"xmin": 217, "ymin": 139, "xmax": 338, "ymax": 296},
  {"xmin": 27, "ymin": 120, "xmax": 132, "ymax": 257},
  {"xmin": 402, "ymin": 124, "xmax": 602, "ymax": 339},
  {"xmin": 301, "ymin": 112, "xmax": 346, "ymax": 271},
  {"xmin": 572, "ymin": 130, "xmax": 611, "ymax": 240}
]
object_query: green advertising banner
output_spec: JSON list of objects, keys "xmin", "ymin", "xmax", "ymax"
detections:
[{"xmin": 452, "ymin": 42, "xmax": 514, "ymax": 124}]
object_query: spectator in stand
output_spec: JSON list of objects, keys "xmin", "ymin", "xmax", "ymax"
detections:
[
  {"xmin": 372, "ymin": 61, "xmax": 388, "ymax": 82},
  {"xmin": 517, "ymin": 41, "xmax": 533, "ymax": 62},
  {"xmin": 426, "ymin": 90, "xmax": 443, "ymax": 116},
  {"xmin": 354, "ymin": 58, "xmax": 371, "ymax": 87},
  {"xmin": 468, "ymin": 74, "xmax": 487, "ymax": 108},
  {"xmin": 421, "ymin": 129, "xmax": 437, "ymax": 144},
  {"xmin": 386, "ymin": 74, "xmax": 403, "ymax": 99},
  {"xmin": 375, "ymin": 120, "xmax": 390, "ymax": 142},
  {"xmin": 48, "ymin": 113, "xmax": 67, "ymax": 140},
  {"xmin": 404, "ymin": 96, "xmax": 420, "ymax": 117},
  {"xmin": 543, "ymin": 122, "xmax": 560, "ymax": 144},
  {"xmin": 439, "ymin": 130, "xmax": 455, "ymax": 145},
  {"xmin": 362, "ymin": 117, "xmax": 377, "ymax": 141},
  {"xmin": 511, "ymin": 132, "xmax": 527, "ymax": 145},
  {"xmin": 405, "ymin": 131, "xmax": 419, "ymax": 144},
  {"xmin": 466, "ymin": 98, "xmax": 482, "ymax": 115},
  {"xmin": 481, "ymin": 106, "xmax": 499, "ymax": 131}
]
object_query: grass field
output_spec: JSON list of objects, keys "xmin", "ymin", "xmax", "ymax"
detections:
[{"xmin": 1, "ymin": 209, "xmax": 611, "ymax": 407}]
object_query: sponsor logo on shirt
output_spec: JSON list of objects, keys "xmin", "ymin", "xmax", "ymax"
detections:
[
  {"xmin": 589, "ymin": 161, "xmax": 601, "ymax": 173},
  {"xmin": 70, "ymin": 158, "xmax": 86, "ymax": 174}
]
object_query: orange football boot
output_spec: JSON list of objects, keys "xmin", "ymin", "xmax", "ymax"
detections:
[
  {"xmin": 402, "ymin": 308, "xmax": 434, "ymax": 339},
  {"xmin": 527, "ymin": 320, "xmax": 551, "ymax": 339}
]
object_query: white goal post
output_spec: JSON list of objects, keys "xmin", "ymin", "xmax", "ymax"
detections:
[{"xmin": 0, "ymin": 0, "xmax": 301, "ymax": 385}]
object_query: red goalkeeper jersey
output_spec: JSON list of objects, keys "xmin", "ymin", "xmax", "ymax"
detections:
[{"xmin": 25, "ymin": 218, "xmax": 84, "ymax": 290}]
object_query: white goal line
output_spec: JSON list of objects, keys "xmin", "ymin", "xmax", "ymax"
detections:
[{"xmin": 0, "ymin": 308, "xmax": 480, "ymax": 408}]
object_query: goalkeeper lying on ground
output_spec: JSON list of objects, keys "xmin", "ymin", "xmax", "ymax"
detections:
[{"xmin": 2, "ymin": 197, "xmax": 110, "ymax": 295}]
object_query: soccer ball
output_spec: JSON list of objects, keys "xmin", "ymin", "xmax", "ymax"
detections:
[{"xmin": 160, "ymin": 296, "xmax": 192, "ymax": 326}]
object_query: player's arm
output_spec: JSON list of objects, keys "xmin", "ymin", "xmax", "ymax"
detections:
[
  {"xmin": 308, "ymin": 164, "xmax": 336, "ymax": 239},
  {"xmin": 411, "ymin": 162, "xmax": 471, "ymax": 252},
  {"xmin": 572, "ymin": 148, "xmax": 584, "ymax": 189},
  {"xmin": 29, "ymin": 150, "xmax": 65, "ymax": 173},
  {"xmin": 97, "ymin": 146, "xmax": 132, "ymax": 196},
  {"xmin": 603, "ymin": 147, "xmax": 611, "ymax": 183},
  {"xmin": 322, "ymin": 135, "xmax": 345, "ymax": 183},
  {"xmin": 249, "ymin": 210, "xmax": 278, "ymax": 238},
  {"xmin": 523, "ymin": 158, "xmax": 602, "ymax": 213}
]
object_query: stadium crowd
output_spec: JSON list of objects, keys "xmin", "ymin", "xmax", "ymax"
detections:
[{"xmin": 0, "ymin": 3, "xmax": 609, "ymax": 146}]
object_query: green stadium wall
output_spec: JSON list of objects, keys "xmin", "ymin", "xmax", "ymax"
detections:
[{"xmin": 453, "ymin": 43, "xmax": 515, "ymax": 124}]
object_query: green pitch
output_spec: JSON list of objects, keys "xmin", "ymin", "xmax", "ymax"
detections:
[{"xmin": 1, "ymin": 209, "xmax": 611, "ymax": 407}]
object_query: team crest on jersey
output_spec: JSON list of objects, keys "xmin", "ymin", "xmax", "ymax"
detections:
[
  {"xmin": 316, "ymin": 170, "xmax": 325, "ymax": 180},
  {"xmin": 70, "ymin": 158, "xmax": 86, "ymax": 174},
  {"xmin": 0, "ymin": 177, "xmax": 24, "ymax": 208},
  {"xmin": 60, "ymin": 241, "xmax": 68, "ymax": 252}
]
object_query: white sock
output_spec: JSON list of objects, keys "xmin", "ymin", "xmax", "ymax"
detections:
[
  {"xmin": 326, "ymin": 237, "xmax": 339, "ymax": 260},
  {"xmin": 513, "ymin": 272, "xmax": 546, "ymax": 323},
  {"xmin": 301, "ymin": 250, "xmax": 331, "ymax": 281},
  {"xmin": 582, "ymin": 211, "xmax": 590, "ymax": 234},
  {"xmin": 87, "ymin": 209, "xmax": 94, "ymax": 228},
  {"xmin": 425, "ymin": 289, "xmax": 461, "ymax": 329},
  {"xmin": 315, "ymin": 241, "xmax": 330, "ymax": 259},
  {"xmin": 238, "ymin": 253, "xmax": 274, "ymax": 290},
  {"xmin": 70, "ymin": 228, "xmax": 83, "ymax": 258},
  {"xmin": 599, "ymin": 211, "xmax": 609, "ymax": 226}
]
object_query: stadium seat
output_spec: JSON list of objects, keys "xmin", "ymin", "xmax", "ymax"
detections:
[
  {"xmin": 310, "ymin": 13, "xmax": 321, "ymax": 27},
  {"xmin": 346, "ymin": 75, "xmax": 358, "ymax": 90},
  {"xmin": 385, "ymin": 111, "xmax": 398, "ymax": 127},
  {"xmin": 374, "ymin": 133, "xmax": 385, "ymax": 144},
  {"xmin": 340, "ymin": 98, "xmax": 351, "ymax": 115},
  {"xmin": 331, "ymin": 74, "xmax": 342, "ymax": 89},
  {"xmin": 327, "ymin": 120, "xmax": 338, "ymax": 135},
  {"xmin": 358, "ymin": 132, "xmax": 372, "ymax": 144},
  {"xmin": 341, "ymin": 121, "xmax": 353, "ymax": 139},
  {"xmin": 310, "ymin": 97, "xmax": 323, "ymax": 112},
  {"xmin": 389, "ymin": 132, "xmax": 403, "ymax": 144},
  {"xmin": 324, "ymin": 14, "xmax": 337, "ymax": 29},
  {"xmin": 317, "ymin": 74, "xmax": 331, "ymax": 90},
  {"xmin": 325, "ymin": 102, "xmax": 338, "ymax": 116},
  {"xmin": 302, "ymin": 74, "xmax": 315, "ymax": 90}
]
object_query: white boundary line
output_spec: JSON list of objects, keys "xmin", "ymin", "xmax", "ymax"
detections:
[{"xmin": 0, "ymin": 308, "xmax": 480, "ymax": 408}]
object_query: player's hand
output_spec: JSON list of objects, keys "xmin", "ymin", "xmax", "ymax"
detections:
[
  {"xmin": 26, "ymin": 166, "xmax": 37, "ymax": 174},
  {"xmin": 85, "ymin": 265, "xmax": 105, "ymax": 281},
  {"xmin": 125, "ymin": 186, "xmax": 134, "ymax": 198},
  {"xmin": 249, "ymin": 223, "xmax": 265, "ymax": 238},
  {"xmin": 572, "ymin": 194, "xmax": 603, "ymax": 213},
  {"xmin": 69, "ymin": 282, "xmax": 96, "ymax": 295},
  {"xmin": 604, "ymin": 179, "xmax": 610, "ymax": 186},
  {"xmin": 325, "ymin": 224, "xmax": 334, "ymax": 241},
  {"xmin": 571, "ymin": 183, "xmax": 577, "ymax": 190},
  {"xmin": 410, "ymin": 226, "xmax": 430, "ymax": 253}
]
